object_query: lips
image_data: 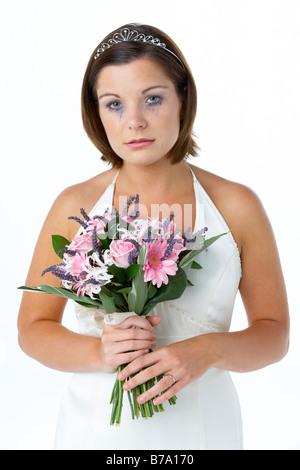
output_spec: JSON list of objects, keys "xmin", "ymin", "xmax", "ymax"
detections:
[
  {"xmin": 125, "ymin": 138, "xmax": 155, "ymax": 149},
  {"xmin": 127, "ymin": 138, "xmax": 154, "ymax": 144}
]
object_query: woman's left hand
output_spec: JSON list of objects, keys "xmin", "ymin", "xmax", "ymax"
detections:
[{"xmin": 117, "ymin": 334, "xmax": 218, "ymax": 406}]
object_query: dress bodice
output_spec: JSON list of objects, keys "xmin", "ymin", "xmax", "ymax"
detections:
[{"xmin": 73, "ymin": 166, "xmax": 242, "ymax": 344}]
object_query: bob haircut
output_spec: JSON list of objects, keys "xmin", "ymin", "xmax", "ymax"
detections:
[{"xmin": 81, "ymin": 23, "xmax": 199, "ymax": 168}]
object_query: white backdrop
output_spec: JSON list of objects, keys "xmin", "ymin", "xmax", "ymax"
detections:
[{"xmin": 0, "ymin": 0, "xmax": 299, "ymax": 450}]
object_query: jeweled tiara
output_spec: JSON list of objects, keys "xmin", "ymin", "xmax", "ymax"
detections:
[{"xmin": 93, "ymin": 27, "xmax": 185, "ymax": 68}]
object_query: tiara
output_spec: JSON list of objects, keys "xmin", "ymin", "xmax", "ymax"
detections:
[{"xmin": 93, "ymin": 28, "xmax": 184, "ymax": 68}]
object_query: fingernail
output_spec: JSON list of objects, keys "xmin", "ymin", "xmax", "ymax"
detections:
[{"xmin": 123, "ymin": 383, "xmax": 129, "ymax": 391}]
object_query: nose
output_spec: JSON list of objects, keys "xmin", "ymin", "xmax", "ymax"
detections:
[{"xmin": 127, "ymin": 105, "xmax": 147, "ymax": 130}]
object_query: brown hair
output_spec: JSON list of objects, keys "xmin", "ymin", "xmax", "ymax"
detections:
[{"xmin": 81, "ymin": 23, "xmax": 199, "ymax": 167}]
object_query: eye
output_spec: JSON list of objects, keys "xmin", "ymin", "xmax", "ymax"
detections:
[
  {"xmin": 106, "ymin": 101, "xmax": 123, "ymax": 111},
  {"xmin": 146, "ymin": 95, "xmax": 162, "ymax": 107}
]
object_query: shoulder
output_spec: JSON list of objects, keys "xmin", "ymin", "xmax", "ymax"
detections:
[
  {"xmin": 46, "ymin": 168, "xmax": 117, "ymax": 239},
  {"xmin": 190, "ymin": 164, "xmax": 269, "ymax": 252}
]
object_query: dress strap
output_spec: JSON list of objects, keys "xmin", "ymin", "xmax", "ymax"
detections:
[
  {"xmin": 111, "ymin": 169, "xmax": 120, "ymax": 185},
  {"xmin": 187, "ymin": 165, "xmax": 203, "ymax": 232},
  {"xmin": 87, "ymin": 169, "xmax": 119, "ymax": 219}
]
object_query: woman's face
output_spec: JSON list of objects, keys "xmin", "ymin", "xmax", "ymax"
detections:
[{"xmin": 95, "ymin": 58, "xmax": 182, "ymax": 167}]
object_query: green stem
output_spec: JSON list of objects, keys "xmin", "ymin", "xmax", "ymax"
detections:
[
  {"xmin": 140, "ymin": 381, "xmax": 152, "ymax": 418},
  {"xmin": 110, "ymin": 364, "xmax": 125, "ymax": 426},
  {"xmin": 115, "ymin": 378, "xmax": 124, "ymax": 425},
  {"xmin": 110, "ymin": 365, "xmax": 177, "ymax": 425},
  {"xmin": 127, "ymin": 389, "xmax": 135, "ymax": 420}
]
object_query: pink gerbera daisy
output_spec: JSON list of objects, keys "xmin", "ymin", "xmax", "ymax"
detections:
[{"xmin": 143, "ymin": 239, "xmax": 178, "ymax": 288}]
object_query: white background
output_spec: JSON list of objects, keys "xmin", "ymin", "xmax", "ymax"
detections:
[{"xmin": 0, "ymin": 0, "xmax": 299, "ymax": 450}]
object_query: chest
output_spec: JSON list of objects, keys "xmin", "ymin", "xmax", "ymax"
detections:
[{"xmin": 113, "ymin": 190, "xmax": 197, "ymax": 235}]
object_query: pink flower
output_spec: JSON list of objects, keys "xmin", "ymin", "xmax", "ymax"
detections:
[
  {"xmin": 143, "ymin": 239, "xmax": 178, "ymax": 288},
  {"xmin": 86, "ymin": 217, "xmax": 106, "ymax": 234},
  {"xmin": 68, "ymin": 233, "xmax": 93, "ymax": 253},
  {"xmin": 65, "ymin": 252, "xmax": 88, "ymax": 277},
  {"xmin": 109, "ymin": 240, "xmax": 136, "ymax": 268}
]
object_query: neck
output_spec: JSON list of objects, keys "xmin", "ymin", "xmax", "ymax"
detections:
[{"xmin": 116, "ymin": 159, "xmax": 191, "ymax": 196}]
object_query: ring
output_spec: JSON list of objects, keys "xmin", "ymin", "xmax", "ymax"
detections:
[{"xmin": 163, "ymin": 374, "xmax": 176, "ymax": 384}]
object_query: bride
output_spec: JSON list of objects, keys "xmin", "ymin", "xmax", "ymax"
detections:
[{"xmin": 17, "ymin": 24, "xmax": 289, "ymax": 450}]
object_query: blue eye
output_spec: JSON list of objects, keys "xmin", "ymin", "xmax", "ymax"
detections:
[
  {"xmin": 146, "ymin": 96, "xmax": 162, "ymax": 107},
  {"xmin": 107, "ymin": 101, "xmax": 123, "ymax": 111}
]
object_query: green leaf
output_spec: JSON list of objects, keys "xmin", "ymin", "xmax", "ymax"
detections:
[
  {"xmin": 138, "ymin": 245, "xmax": 148, "ymax": 266},
  {"xmin": 110, "ymin": 290, "xmax": 128, "ymax": 311},
  {"xmin": 179, "ymin": 232, "xmax": 229, "ymax": 271},
  {"xmin": 140, "ymin": 267, "xmax": 188, "ymax": 317},
  {"xmin": 52, "ymin": 235, "xmax": 71, "ymax": 259},
  {"xmin": 204, "ymin": 232, "xmax": 229, "ymax": 248},
  {"xmin": 179, "ymin": 250, "xmax": 201, "ymax": 272},
  {"xmin": 107, "ymin": 217, "xmax": 119, "ymax": 239},
  {"xmin": 147, "ymin": 283, "xmax": 157, "ymax": 299},
  {"xmin": 97, "ymin": 232, "xmax": 110, "ymax": 250},
  {"xmin": 128, "ymin": 270, "xmax": 148, "ymax": 315},
  {"xmin": 18, "ymin": 284, "xmax": 102, "ymax": 308},
  {"xmin": 107, "ymin": 264, "xmax": 126, "ymax": 282},
  {"xmin": 191, "ymin": 260, "xmax": 202, "ymax": 269},
  {"xmin": 99, "ymin": 291, "xmax": 117, "ymax": 313},
  {"xmin": 116, "ymin": 286, "xmax": 132, "ymax": 294},
  {"xmin": 125, "ymin": 264, "xmax": 141, "ymax": 281}
]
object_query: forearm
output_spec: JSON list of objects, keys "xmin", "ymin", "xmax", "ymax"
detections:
[
  {"xmin": 209, "ymin": 319, "xmax": 289, "ymax": 373},
  {"xmin": 18, "ymin": 320, "xmax": 102, "ymax": 373}
]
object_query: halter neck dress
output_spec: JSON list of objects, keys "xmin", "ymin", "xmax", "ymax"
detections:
[{"xmin": 55, "ymin": 166, "xmax": 243, "ymax": 450}]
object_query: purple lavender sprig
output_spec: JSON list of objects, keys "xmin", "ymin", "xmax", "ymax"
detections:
[
  {"xmin": 57, "ymin": 249, "xmax": 77, "ymax": 256},
  {"xmin": 92, "ymin": 225, "xmax": 102, "ymax": 256},
  {"xmin": 80, "ymin": 208, "xmax": 90, "ymax": 222},
  {"xmin": 183, "ymin": 227, "xmax": 209, "ymax": 250},
  {"xmin": 160, "ymin": 234, "xmax": 177, "ymax": 261},
  {"xmin": 162, "ymin": 214, "xmax": 175, "ymax": 233},
  {"xmin": 68, "ymin": 216, "xmax": 89, "ymax": 230},
  {"xmin": 81, "ymin": 278, "xmax": 102, "ymax": 289},
  {"xmin": 121, "ymin": 194, "xmax": 140, "ymax": 220},
  {"xmin": 125, "ymin": 238, "xmax": 141, "ymax": 265},
  {"xmin": 41, "ymin": 264, "xmax": 79, "ymax": 283}
]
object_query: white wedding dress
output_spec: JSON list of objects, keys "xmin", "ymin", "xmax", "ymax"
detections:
[{"xmin": 55, "ymin": 167, "xmax": 243, "ymax": 450}]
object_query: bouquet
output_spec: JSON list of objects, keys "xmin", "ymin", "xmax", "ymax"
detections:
[{"xmin": 19, "ymin": 195, "xmax": 227, "ymax": 425}]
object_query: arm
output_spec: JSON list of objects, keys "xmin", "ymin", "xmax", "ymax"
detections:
[
  {"xmin": 117, "ymin": 186, "xmax": 290, "ymax": 405},
  {"xmin": 17, "ymin": 186, "xmax": 159, "ymax": 373},
  {"xmin": 211, "ymin": 185, "xmax": 289, "ymax": 373}
]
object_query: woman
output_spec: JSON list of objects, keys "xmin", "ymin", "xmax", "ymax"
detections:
[{"xmin": 17, "ymin": 24, "xmax": 289, "ymax": 450}]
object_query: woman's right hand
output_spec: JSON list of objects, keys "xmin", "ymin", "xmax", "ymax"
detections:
[{"xmin": 99, "ymin": 315, "xmax": 161, "ymax": 373}]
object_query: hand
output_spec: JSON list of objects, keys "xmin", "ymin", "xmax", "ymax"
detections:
[
  {"xmin": 117, "ymin": 334, "xmax": 217, "ymax": 405},
  {"xmin": 99, "ymin": 315, "xmax": 161, "ymax": 374}
]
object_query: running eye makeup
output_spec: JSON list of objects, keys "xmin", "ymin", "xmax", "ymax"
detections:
[
  {"xmin": 145, "ymin": 95, "xmax": 163, "ymax": 108},
  {"xmin": 104, "ymin": 95, "xmax": 163, "ymax": 113}
]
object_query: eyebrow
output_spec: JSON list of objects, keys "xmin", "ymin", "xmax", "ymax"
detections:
[{"xmin": 98, "ymin": 85, "xmax": 169, "ymax": 101}]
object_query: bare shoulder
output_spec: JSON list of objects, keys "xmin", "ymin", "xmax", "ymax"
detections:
[
  {"xmin": 46, "ymin": 168, "xmax": 117, "ymax": 239},
  {"xmin": 190, "ymin": 165, "xmax": 269, "ymax": 252}
]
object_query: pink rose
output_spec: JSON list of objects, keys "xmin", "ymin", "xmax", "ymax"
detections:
[
  {"xmin": 68, "ymin": 233, "xmax": 93, "ymax": 253},
  {"xmin": 110, "ymin": 240, "xmax": 136, "ymax": 268}
]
